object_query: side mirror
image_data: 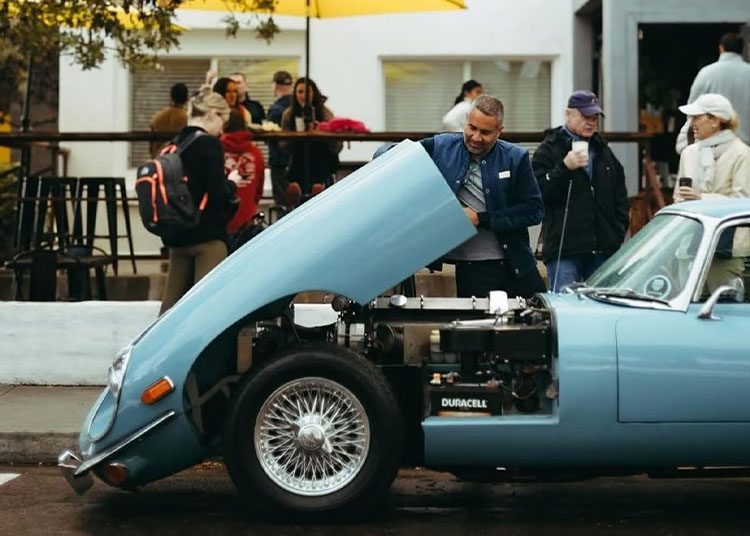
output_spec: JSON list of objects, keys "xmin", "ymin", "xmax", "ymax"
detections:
[{"xmin": 698, "ymin": 277, "xmax": 744, "ymax": 320}]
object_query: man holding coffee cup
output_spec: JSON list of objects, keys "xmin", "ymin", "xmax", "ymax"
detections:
[{"xmin": 532, "ymin": 90, "xmax": 629, "ymax": 291}]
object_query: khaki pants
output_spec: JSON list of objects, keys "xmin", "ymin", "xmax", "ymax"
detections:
[
  {"xmin": 706, "ymin": 258, "xmax": 745, "ymax": 295},
  {"xmin": 159, "ymin": 239, "xmax": 227, "ymax": 314}
]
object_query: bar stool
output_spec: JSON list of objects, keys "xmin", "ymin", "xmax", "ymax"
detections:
[
  {"xmin": 74, "ymin": 177, "xmax": 137, "ymax": 274},
  {"xmin": 32, "ymin": 176, "xmax": 79, "ymax": 249}
]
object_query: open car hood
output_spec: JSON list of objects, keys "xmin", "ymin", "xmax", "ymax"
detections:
[{"xmin": 132, "ymin": 140, "xmax": 476, "ymax": 377}]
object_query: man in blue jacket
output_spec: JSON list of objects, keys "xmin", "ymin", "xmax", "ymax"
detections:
[{"xmin": 421, "ymin": 94, "xmax": 545, "ymax": 299}]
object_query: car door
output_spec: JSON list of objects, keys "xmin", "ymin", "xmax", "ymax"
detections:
[{"xmin": 617, "ymin": 222, "xmax": 750, "ymax": 423}]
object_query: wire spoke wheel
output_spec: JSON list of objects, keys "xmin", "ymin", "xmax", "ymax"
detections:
[{"xmin": 254, "ymin": 377, "xmax": 370, "ymax": 496}]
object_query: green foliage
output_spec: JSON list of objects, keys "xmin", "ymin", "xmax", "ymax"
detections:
[
  {"xmin": 0, "ymin": 1, "xmax": 281, "ymax": 115},
  {"xmin": 0, "ymin": 0, "xmax": 183, "ymax": 115},
  {"xmin": 219, "ymin": 0, "xmax": 281, "ymax": 43}
]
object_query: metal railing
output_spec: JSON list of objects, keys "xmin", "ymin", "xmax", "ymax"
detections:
[
  {"xmin": 0, "ymin": 130, "xmax": 652, "ymax": 145},
  {"xmin": 0, "ymin": 130, "xmax": 657, "ymax": 263}
]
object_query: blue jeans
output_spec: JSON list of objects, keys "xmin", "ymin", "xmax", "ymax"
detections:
[{"xmin": 546, "ymin": 254, "xmax": 606, "ymax": 292}]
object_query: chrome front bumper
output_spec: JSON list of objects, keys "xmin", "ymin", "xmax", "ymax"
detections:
[
  {"xmin": 58, "ymin": 451, "xmax": 94, "ymax": 495},
  {"xmin": 57, "ymin": 410, "xmax": 176, "ymax": 495}
]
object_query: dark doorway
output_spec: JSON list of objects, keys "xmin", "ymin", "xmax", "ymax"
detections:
[{"xmin": 638, "ymin": 22, "xmax": 743, "ymax": 174}]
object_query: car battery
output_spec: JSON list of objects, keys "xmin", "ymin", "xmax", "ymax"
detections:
[{"xmin": 428, "ymin": 383, "xmax": 503, "ymax": 416}]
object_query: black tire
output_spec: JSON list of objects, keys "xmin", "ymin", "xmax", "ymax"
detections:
[{"xmin": 222, "ymin": 342, "xmax": 402, "ymax": 516}]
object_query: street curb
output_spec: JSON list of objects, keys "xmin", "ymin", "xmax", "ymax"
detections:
[{"xmin": 0, "ymin": 432, "xmax": 78, "ymax": 465}]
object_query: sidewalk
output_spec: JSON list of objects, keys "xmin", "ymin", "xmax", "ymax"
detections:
[{"xmin": 0, "ymin": 385, "xmax": 101, "ymax": 464}]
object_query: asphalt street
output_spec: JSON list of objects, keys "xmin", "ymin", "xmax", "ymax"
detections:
[{"xmin": 2, "ymin": 464, "xmax": 750, "ymax": 535}]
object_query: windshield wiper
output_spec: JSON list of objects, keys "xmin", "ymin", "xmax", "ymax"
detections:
[
  {"xmin": 565, "ymin": 282, "xmax": 589, "ymax": 292},
  {"xmin": 588, "ymin": 288, "xmax": 671, "ymax": 306}
]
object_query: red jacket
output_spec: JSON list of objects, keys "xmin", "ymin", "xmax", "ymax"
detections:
[{"xmin": 220, "ymin": 131, "xmax": 266, "ymax": 233}]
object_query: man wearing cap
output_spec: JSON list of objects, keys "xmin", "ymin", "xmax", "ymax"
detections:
[
  {"xmin": 420, "ymin": 94, "xmax": 546, "ymax": 299},
  {"xmin": 677, "ymin": 32, "xmax": 750, "ymax": 153},
  {"xmin": 532, "ymin": 90, "xmax": 629, "ymax": 292},
  {"xmin": 267, "ymin": 70, "xmax": 294, "ymax": 206}
]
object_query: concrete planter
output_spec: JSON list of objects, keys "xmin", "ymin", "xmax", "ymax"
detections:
[{"xmin": 0, "ymin": 301, "xmax": 159, "ymax": 385}]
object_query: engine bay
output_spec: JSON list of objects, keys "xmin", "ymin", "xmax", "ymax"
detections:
[{"xmin": 330, "ymin": 293, "xmax": 557, "ymax": 418}]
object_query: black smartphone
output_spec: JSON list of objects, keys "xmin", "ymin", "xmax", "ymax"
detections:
[{"xmin": 678, "ymin": 177, "xmax": 692, "ymax": 188}]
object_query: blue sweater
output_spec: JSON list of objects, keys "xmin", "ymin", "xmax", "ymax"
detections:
[{"xmin": 422, "ymin": 133, "xmax": 543, "ymax": 276}]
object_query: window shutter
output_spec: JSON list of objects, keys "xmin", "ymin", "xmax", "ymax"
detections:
[
  {"xmin": 130, "ymin": 59, "xmax": 210, "ymax": 166},
  {"xmin": 385, "ymin": 61, "xmax": 463, "ymax": 132},
  {"xmin": 384, "ymin": 59, "xmax": 551, "ymax": 148},
  {"xmin": 472, "ymin": 60, "xmax": 551, "ymax": 131}
]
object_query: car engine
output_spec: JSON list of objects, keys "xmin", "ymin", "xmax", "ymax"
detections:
[{"xmin": 331, "ymin": 293, "xmax": 557, "ymax": 417}]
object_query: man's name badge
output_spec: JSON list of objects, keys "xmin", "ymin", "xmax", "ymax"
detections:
[{"xmin": 498, "ymin": 170, "xmax": 511, "ymax": 179}]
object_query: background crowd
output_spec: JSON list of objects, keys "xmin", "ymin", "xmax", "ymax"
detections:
[{"xmin": 150, "ymin": 32, "xmax": 749, "ymax": 312}]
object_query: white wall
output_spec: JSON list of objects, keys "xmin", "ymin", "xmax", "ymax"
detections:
[{"xmin": 0, "ymin": 302, "xmax": 159, "ymax": 385}]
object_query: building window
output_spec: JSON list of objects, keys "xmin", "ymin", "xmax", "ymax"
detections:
[
  {"xmin": 384, "ymin": 59, "xmax": 551, "ymax": 133},
  {"xmin": 130, "ymin": 59, "xmax": 210, "ymax": 166}
]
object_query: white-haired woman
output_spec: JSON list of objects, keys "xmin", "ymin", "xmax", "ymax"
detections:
[
  {"xmin": 675, "ymin": 93, "xmax": 750, "ymax": 203},
  {"xmin": 160, "ymin": 88, "xmax": 244, "ymax": 314}
]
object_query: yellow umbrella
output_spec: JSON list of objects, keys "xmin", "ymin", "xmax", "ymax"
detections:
[
  {"xmin": 177, "ymin": 0, "xmax": 465, "ymax": 18},
  {"xmin": 177, "ymin": 0, "xmax": 466, "ymax": 92}
]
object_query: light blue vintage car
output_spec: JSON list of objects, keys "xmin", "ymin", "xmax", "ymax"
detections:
[{"xmin": 60, "ymin": 140, "xmax": 750, "ymax": 516}]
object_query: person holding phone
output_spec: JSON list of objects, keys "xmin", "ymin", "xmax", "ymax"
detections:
[
  {"xmin": 674, "ymin": 93, "xmax": 750, "ymax": 203},
  {"xmin": 159, "ymin": 89, "xmax": 246, "ymax": 315}
]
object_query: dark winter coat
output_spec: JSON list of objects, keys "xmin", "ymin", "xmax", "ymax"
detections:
[
  {"xmin": 532, "ymin": 127, "xmax": 629, "ymax": 263},
  {"xmin": 267, "ymin": 94, "xmax": 291, "ymax": 168}
]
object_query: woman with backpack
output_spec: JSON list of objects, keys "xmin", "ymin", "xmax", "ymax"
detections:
[{"xmin": 159, "ymin": 88, "xmax": 245, "ymax": 315}]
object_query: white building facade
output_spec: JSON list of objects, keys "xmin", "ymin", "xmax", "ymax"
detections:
[
  {"xmin": 60, "ymin": 0, "xmax": 578, "ymax": 254},
  {"xmin": 57, "ymin": 0, "xmax": 750, "ymax": 255}
]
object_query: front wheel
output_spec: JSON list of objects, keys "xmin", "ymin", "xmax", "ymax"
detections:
[{"xmin": 223, "ymin": 343, "xmax": 402, "ymax": 515}]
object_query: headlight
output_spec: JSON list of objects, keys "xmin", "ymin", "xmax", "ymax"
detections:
[{"xmin": 107, "ymin": 346, "xmax": 132, "ymax": 398}]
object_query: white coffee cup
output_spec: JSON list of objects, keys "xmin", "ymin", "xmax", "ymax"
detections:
[
  {"xmin": 572, "ymin": 140, "xmax": 589, "ymax": 154},
  {"xmin": 295, "ymin": 116, "xmax": 305, "ymax": 132}
]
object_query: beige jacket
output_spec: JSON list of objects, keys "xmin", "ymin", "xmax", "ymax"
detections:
[
  {"xmin": 675, "ymin": 136, "xmax": 750, "ymax": 202},
  {"xmin": 149, "ymin": 105, "xmax": 188, "ymax": 157}
]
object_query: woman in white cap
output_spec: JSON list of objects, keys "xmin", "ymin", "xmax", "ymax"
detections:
[
  {"xmin": 675, "ymin": 93, "xmax": 750, "ymax": 295},
  {"xmin": 675, "ymin": 93, "xmax": 750, "ymax": 203}
]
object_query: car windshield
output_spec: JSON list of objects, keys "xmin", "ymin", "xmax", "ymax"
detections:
[{"xmin": 584, "ymin": 214, "xmax": 704, "ymax": 303}]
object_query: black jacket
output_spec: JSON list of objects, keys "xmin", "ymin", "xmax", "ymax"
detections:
[
  {"xmin": 532, "ymin": 127, "xmax": 629, "ymax": 262},
  {"xmin": 240, "ymin": 97, "xmax": 266, "ymax": 125},
  {"xmin": 267, "ymin": 94, "xmax": 291, "ymax": 167},
  {"xmin": 163, "ymin": 126, "xmax": 236, "ymax": 248}
]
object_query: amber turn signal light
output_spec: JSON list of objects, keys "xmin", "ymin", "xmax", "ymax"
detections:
[
  {"xmin": 140, "ymin": 376, "xmax": 174, "ymax": 405},
  {"xmin": 101, "ymin": 463, "xmax": 129, "ymax": 487}
]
